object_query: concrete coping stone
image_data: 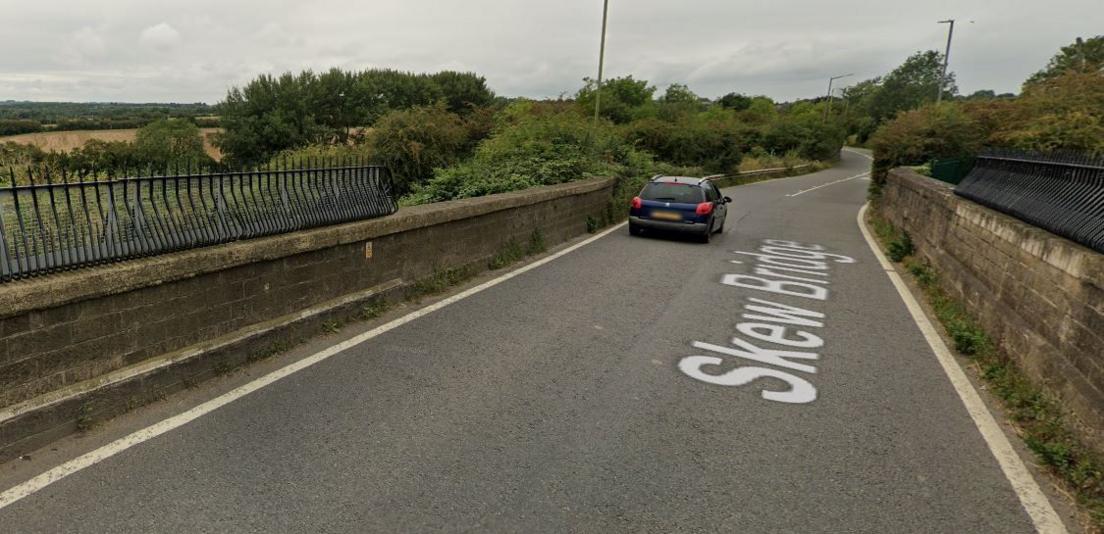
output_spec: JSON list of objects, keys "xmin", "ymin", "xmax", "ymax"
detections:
[{"xmin": 0, "ymin": 177, "xmax": 616, "ymax": 319}]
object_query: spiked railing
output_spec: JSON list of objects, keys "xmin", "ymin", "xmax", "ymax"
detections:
[
  {"xmin": 955, "ymin": 149, "xmax": 1104, "ymax": 253},
  {"xmin": 0, "ymin": 159, "xmax": 397, "ymax": 282}
]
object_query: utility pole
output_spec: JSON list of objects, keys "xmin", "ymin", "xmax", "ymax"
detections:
[
  {"xmin": 936, "ymin": 19, "xmax": 955, "ymax": 104},
  {"xmin": 594, "ymin": 0, "xmax": 610, "ymax": 127},
  {"xmin": 823, "ymin": 73, "xmax": 852, "ymax": 122},
  {"xmin": 841, "ymin": 87, "xmax": 851, "ymax": 122}
]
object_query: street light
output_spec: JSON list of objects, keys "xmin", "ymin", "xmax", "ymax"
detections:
[
  {"xmin": 823, "ymin": 73, "xmax": 852, "ymax": 121},
  {"xmin": 337, "ymin": 92, "xmax": 349, "ymax": 140},
  {"xmin": 593, "ymin": 0, "xmax": 610, "ymax": 127},
  {"xmin": 936, "ymin": 19, "xmax": 955, "ymax": 104}
]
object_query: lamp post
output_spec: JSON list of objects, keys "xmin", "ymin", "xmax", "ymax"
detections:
[
  {"xmin": 337, "ymin": 92, "xmax": 348, "ymax": 140},
  {"xmin": 936, "ymin": 19, "xmax": 955, "ymax": 104},
  {"xmin": 823, "ymin": 73, "xmax": 852, "ymax": 121},
  {"xmin": 593, "ymin": 0, "xmax": 610, "ymax": 127}
]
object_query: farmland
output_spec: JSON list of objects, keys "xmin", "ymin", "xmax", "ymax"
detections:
[{"xmin": 0, "ymin": 128, "xmax": 223, "ymax": 160}]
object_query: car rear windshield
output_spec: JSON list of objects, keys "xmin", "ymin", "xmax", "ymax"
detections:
[{"xmin": 640, "ymin": 183, "xmax": 704, "ymax": 204}]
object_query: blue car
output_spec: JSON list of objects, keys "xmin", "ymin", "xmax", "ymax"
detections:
[{"xmin": 628, "ymin": 176, "xmax": 731, "ymax": 242}]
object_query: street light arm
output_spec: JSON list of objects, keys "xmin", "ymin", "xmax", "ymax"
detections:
[{"xmin": 823, "ymin": 73, "xmax": 854, "ymax": 121}]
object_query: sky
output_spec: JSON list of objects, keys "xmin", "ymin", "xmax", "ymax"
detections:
[{"xmin": 0, "ymin": 0, "xmax": 1100, "ymax": 104}]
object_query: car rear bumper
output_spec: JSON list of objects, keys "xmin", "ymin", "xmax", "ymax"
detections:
[{"xmin": 629, "ymin": 216, "xmax": 708, "ymax": 234}]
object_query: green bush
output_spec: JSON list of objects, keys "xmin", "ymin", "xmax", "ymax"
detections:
[
  {"xmin": 68, "ymin": 139, "xmax": 138, "ymax": 174},
  {"xmin": 763, "ymin": 113, "xmax": 846, "ymax": 161},
  {"xmin": 866, "ymin": 39, "xmax": 1104, "ymax": 193},
  {"xmin": 404, "ymin": 101, "xmax": 624, "ymax": 203},
  {"xmin": 887, "ymin": 232, "xmax": 914, "ymax": 262},
  {"xmin": 216, "ymin": 67, "xmax": 495, "ymax": 164},
  {"xmin": 134, "ymin": 118, "xmax": 211, "ymax": 169},
  {"xmin": 622, "ymin": 109, "xmax": 745, "ymax": 173},
  {"xmin": 575, "ymin": 76, "xmax": 656, "ymax": 124},
  {"xmin": 368, "ymin": 103, "xmax": 471, "ymax": 195},
  {"xmin": 0, "ymin": 141, "xmax": 44, "ymax": 167},
  {"xmin": 269, "ymin": 142, "xmax": 375, "ymax": 167},
  {"xmin": 995, "ymin": 71, "xmax": 1104, "ymax": 155},
  {"xmin": 869, "ymin": 103, "xmax": 983, "ymax": 185}
]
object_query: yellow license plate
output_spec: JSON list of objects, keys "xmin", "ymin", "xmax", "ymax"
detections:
[{"xmin": 651, "ymin": 210, "xmax": 683, "ymax": 221}]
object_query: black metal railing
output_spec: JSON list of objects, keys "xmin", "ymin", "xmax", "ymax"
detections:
[
  {"xmin": 0, "ymin": 161, "xmax": 398, "ymax": 281},
  {"xmin": 955, "ymin": 149, "xmax": 1104, "ymax": 253}
]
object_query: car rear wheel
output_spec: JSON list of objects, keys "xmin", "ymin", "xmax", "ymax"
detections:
[
  {"xmin": 698, "ymin": 225, "xmax": 712, "ymax": 243},
  {"xmin": 629, "ymin": 223, "xmax": 643, "ymax": 236}
]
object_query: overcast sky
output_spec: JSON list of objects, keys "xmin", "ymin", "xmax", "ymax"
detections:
[{"xmin": 1, "ymin": 0, "xmax": 1100, "ymax": 104}]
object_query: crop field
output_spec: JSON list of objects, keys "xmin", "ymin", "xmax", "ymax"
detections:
[{"xmin": 0, "ymin": 128, "xmax": 223, "ymax": 160}]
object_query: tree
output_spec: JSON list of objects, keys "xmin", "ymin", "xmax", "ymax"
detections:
[
  {"xmin": 430, "ymin": 71, "xmax": 496, "ymax": 114},
  {"xmin": 216, "ymin": 71, "xmax": 331, "ymax": 165},
  {"xmin": 367, "ymin": 103, "xmax": 470, "ymax": 195},
  {"xmin": 217, "ymin": 68, "xmax": 448, "ymax": 164},
  {"xmin": 763, "ymin": 107, "xmax": 846, "ymax": 161},
  {"xmin": 134, "ymin": 119, "xmax": 209, "ymax": 169},
  {"xmin": 840, "ymin": 79, "xmax": 882, "ymax": 142},
  {"xmin": 69, "ymin": 139, "xmax": 137, "ymax": 174},
  {"xmin": 998, "ymin": 70, "xmax": 1104, "ymax": 155},
  {"xmin": 869, "ymin": 103, "xmax": 983, "ymax": 182},
  {"xmin": 575, "ymin": 76, "xmax": 656, "ymax": 123},
  {"xmin": 0, "ymin": 119, "xmax": 42, "ymax": 136},
  {"xmin": 655, "ymin": 83, "xmax": 706, "ymax": 120},
  {"xmin": 964, "ymin": 89, "xmax": 997, "ymax": 100},
  {"xmin": 741, "ymin": 96, "xmax": 778, "ymax": 124},
  {"xmin": 718, "ymin": 93, "xmax": 752, "ymax": 111},
  {"xmin": 1026, "ymin": 36, "xmax": 1104, "ymax": 87},
  {"xmin": 661, "ymin": 83, "xmax": 701, "ymax": 105},
  {"xmin": 867, "ymin": 51, "xmax": 957, "ymax": 124}
]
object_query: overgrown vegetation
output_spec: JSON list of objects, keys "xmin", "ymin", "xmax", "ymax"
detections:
[
  {"xmin": 869, "ymin": 211, "xmax": 1104, "ymax": 530},
  {"xmin": 397, "ymin": 82, "xmax": 835, "ymax": 207},
  {"xmin": 864, "ymin": 35, "xmax": 1104, "ymax": 188},
  {"xmin": 488, "ymin": 230, "xmax": 547, "ymax": 270},
  {"xmin": 357, "ymin": 299, "xmax": 392, "ymax": 321},
  {"xmin": 3, "ymin": 65, "xmax": 838, "ymax": 198},
  {"xmin": 215, "ymin": 68, "xmax": 496, "ymax": 165},
  {"xmin": 406, "ymin": 266, "xmax": 477, "ymax": 301}
]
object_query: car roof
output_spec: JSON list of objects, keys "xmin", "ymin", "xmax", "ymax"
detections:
[{"xmin": 650, "ymin": 175, "xmax": 707, "ymax": 186}]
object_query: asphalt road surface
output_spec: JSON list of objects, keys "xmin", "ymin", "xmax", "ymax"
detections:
[{"xmin": 0, "ymin": 150, "xmax": 1051, "ymax": 533}]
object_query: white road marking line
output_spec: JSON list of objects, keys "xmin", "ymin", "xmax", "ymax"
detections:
[
  {"xmin": 786, "ymin": 172, "xmax": 869, "ymax": 197},
  {"xmin": 842, "ymin": 148, "xmax": 874, "ymax": 161},
  {"xmin": 856, "ymin": 204, "xmax": 1067, "ymax": 534},
  {"xmin": 0, "ymin": 222, "xmax": 628, "ymax": 511}
]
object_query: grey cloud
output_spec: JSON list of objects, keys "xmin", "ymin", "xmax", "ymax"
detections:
[
  {"xmin": 0, "ymin": 0, "xmax": 1100, "ymax": 103},
  {"xmin": 139, "ymin": 23, "xmax": 182, "ymax": 51}
]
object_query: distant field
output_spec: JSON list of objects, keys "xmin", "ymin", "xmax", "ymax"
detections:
[{"xmin": 0, "ymin": 128, "xmax": 223, "ymax": 160}]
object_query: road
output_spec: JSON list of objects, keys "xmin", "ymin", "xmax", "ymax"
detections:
[{"xmin": 0, "ymin": 150, "xmax": 1055, "ymax": 532}]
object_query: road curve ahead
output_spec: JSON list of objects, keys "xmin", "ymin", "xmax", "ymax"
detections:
[{"xmin": 0, "ymin": 150, "xmax": 1049, "ymax": 533}]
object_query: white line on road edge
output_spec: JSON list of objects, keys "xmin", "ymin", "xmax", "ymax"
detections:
[
  {"xmin": 0, "ymin": 222, "xmax": 628, "ymax": 512},
  {"xmin": 786, "ymin": 172, "xmax": 869, "ymax": 197},
  {"xmin": 856, "ymin": 203, "xmax": 1066, "ymax": 534}
]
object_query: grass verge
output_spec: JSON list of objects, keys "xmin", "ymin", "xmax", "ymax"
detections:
[{"xmin": 868, "ymin": 209, "xmax": 1104, "ymax": 531}]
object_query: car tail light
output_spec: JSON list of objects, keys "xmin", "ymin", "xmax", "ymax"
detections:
[
  {"xmin": 631, "ymin": 196, "xmax": 643, "ymax": 209},
  {"xmin": 696, "ymin": 202, "xmax": 714, "ymax": 216}
]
